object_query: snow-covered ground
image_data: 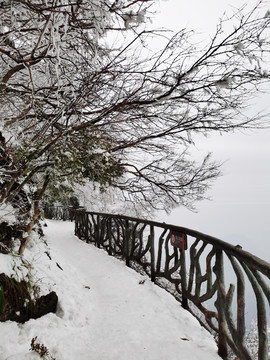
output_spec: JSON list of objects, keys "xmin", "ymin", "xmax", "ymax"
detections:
[{"xmin": 0, "ymin": 220, "xmax": 221, "ymax": 360}]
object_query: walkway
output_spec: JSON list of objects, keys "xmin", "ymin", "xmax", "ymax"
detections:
[{"xmin": 0, "ymin": 220, "xmax": 221, "ymax": 360}]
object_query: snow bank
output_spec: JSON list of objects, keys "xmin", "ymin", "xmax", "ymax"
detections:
[{"xmin": 0, "ymin": 220, "xmax": 220, "ymax": 360}]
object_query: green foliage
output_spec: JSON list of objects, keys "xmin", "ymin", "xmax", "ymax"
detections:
[
  {"xmin": 69, "ymin": 196, "xmax": 80, "ymax": 208},
  {"xmin": 6, "ymin": 0, "xmax": 270, "ymax": 217},
  {"xmin": 42, "ymin": 130, "xmax": 124, "ymax": 202},
  {"xmin": 0, "ymin": 0, "xmax": 11, "ymax": 8},
  {"xmin": 44, "ymin": 183, "xmax": 75, "ymax": 205},
  {"xmin": 79, "ymin": 151, "xmax": 123, "ymax": 187},
  {"xmin": 43, "ymin": 194, "xmax": 80, "ymax": 212},
  {"xmin": 0, "ymin": 273, "xmax": 36, "ymax": 321},
  {"xmin": 0, "ymin": 253, "xmax": 41, "ymax": 321}
]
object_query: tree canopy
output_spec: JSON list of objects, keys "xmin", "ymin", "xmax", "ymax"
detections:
[{"xmin": 1, "ymin": 0, "xmax": 270, "ymax": 254}]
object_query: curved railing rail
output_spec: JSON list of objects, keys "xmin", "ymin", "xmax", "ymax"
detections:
[{"xmin": 57, "ymin": 209, "xmax": 270, "ymax": 360}]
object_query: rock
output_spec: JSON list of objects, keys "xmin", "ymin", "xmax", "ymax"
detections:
[
  {"xmin": 0, "ymin": 273, "xmax": 58, "ymax": 323},
  {"xmin": 32, "ymin": 292, "xmax": 58, "ymax": 319}
]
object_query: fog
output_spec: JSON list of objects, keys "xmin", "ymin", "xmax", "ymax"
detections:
[{"xmin": 155, "ymin": 0, "xmax": 270, "ymax": 262}]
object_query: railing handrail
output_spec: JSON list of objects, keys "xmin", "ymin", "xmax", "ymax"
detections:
[
  {"xmin": 45, "ymin": 207, "xmax": 270, "ymax": 359},
  {"xmin": 76, "ymin": 210, "xmax": 270, "ymax": 278}
]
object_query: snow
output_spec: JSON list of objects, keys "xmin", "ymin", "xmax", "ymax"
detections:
[
  {"xmin": 265, "ymin": 9, "xmax": 270, "ymax": 18},
  {"xmin": 0, "ymin": 220, "xmax": 221, "ymax": 360},
  {"xmin": 0, "ymin": 203, "xmax": 17, "ymax": 224},
  {"xmin": 215, "ymin": 77, "xmax": 232, "ymax": 89},
  {"xmin": 123, "ymin": 10, "xmax": 146, "ymax": 28},
  {"xmin": 0, "ymin": 254, "xmax": 16, "ymax": 277}
]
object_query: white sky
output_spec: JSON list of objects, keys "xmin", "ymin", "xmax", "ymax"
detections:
[{"xmin": 154, "ymin": 0, "xmax": 270, "ymax": 260}]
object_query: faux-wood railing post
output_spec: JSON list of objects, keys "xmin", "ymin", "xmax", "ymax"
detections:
[
  {"xmin": 108, "ymin": 217, "xmax": 112, "ymax": 256},
  {"xmin": 95, "ymin": 215, "xmax": 100, "ymax": 248},
  {"xmin": 215, "ymin": 249, "xmax": 228, "ymax": 360},
  {"xmin": 72, "ymin": 210, "xmax": 270, "ymax": 360},
  {"xmin": 149, "ymin": 226, "xmax": 156, "ymax": 282},
  {"xmin": 125, "ymin": 220, "xmax": 130, "ymax": 267},
  {"xmin": 180, "ymin": 249, "xmax": 188, "ymax": 310},
  {"xmin": 83, "ymin": 212, "xmax": 88, "ymax": 240},
  {"xmin": 74, "ymin": 211, "xmax": 78, "ymax": 237}
]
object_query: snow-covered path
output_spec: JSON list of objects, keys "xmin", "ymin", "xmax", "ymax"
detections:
[{"xmin": 0, "ymin": 220, "xmax": 221, "ymax": 360}]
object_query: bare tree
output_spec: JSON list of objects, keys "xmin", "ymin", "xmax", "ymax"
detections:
[{"xmin": 1, "ymin": 0, "xmax": 270, "ymax": 254}]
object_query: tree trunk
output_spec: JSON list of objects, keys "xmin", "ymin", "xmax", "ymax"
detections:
[{"xmin": 19, "ymin": 176, "xmax": 49, "ymax": 256}]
